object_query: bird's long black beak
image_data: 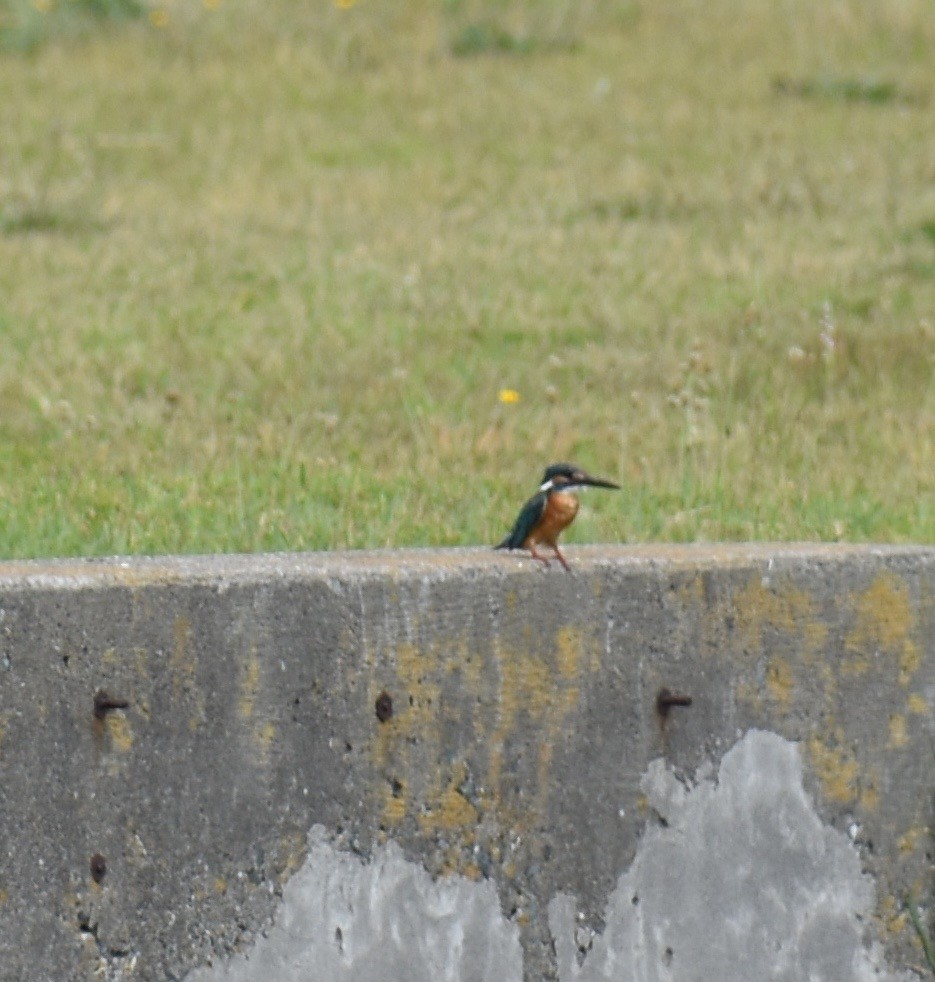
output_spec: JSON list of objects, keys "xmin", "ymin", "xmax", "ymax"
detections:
[{"xmin": 578, "ymin": 473, "xmax": 620, "ymax": 490}]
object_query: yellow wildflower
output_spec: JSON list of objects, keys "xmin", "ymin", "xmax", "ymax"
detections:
[
  {"xmin": 149, "ymin": 8, "xmax": 169, "ymax": 27},
  {"xmin": 498, "ymin": 388, "xmax": 521, "ymax": 405}
]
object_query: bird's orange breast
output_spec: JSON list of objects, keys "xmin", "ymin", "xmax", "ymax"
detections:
[{"xmin": 526, "ymin": 491, "xmax": 579, "ymax": 547}]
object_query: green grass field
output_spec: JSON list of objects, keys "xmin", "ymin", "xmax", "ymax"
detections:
[{"xmin": 0, "ymin": 0, "xmax": 932, "ymax": 558}]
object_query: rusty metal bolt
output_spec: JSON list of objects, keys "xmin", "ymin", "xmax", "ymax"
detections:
[
  {"xmin": 93, "ymin": 690, "xmax": 129, "ymax": 721},
  {"xmin": 656, "ymin": 688, "xmax": 692, "ymax": 717}
]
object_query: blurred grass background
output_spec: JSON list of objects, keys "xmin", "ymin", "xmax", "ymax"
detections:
[{"xmin": 0, "ymin": 0, "xmax": 932, "ymax": 558}]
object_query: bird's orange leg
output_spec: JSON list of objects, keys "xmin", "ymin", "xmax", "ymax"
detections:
[
  {"xmin": 528, "ymin": 544, "xmax": 551, "ymax": 568},
  {"xmin": 553, "ymin": 545, "xmax": 571, "ymax": 572}
]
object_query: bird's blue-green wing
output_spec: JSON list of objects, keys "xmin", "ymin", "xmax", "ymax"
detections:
[{"xmin": 495, "ymin": 491, "xmax": 547, "ymax": 549}]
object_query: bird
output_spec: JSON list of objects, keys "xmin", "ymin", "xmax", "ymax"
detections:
[{"xmin": 495, "ymin": 463, "xmax": 619, "ymax": 571}]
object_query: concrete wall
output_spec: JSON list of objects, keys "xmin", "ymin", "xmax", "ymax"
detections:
[{"xmin": 0, "ymin": 544, "xmax": 932, "ymax": 981}]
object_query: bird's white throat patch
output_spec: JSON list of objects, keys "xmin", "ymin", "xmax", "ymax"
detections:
[{"xmin": 540, "ymin": 480, "xmax": 589, "ymax": 493}]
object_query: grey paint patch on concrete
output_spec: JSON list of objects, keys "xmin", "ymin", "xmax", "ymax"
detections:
[
  {"xmin": 187, "ymin": 826, "xmax": 522, "ymax": 982},
  {"xmin": 549, "ymin": 730, "xmax": 913, "ymax": 982}
]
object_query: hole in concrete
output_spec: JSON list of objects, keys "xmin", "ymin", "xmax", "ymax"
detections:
[
  {"xmin": 89, "ymin": 853, "xmax": 107, "ymax": 883},
  {"xmin": 375, "ymin": 691, "xmax": 393, "ymax": 723}
]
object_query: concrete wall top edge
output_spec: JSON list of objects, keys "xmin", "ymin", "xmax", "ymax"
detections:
[{"xmin": 0, "ymin": 542, "xmax": 931, "ymax": 592}]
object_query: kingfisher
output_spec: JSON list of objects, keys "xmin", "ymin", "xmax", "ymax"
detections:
[{"xmin": 495, "ymin": 463, "xmax": 619, "ymax": 571}]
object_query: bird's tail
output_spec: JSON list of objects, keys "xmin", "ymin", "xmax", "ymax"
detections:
[{"xmin": 494, "ymin": 535, "xmax": 513, "ymax": 551}]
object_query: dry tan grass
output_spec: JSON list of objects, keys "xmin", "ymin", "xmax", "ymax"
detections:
[{"xmin": 0, "ymin": 0, "xmax": 932, "ymax": 556}]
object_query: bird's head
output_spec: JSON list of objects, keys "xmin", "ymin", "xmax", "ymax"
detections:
[{"xmin": 539, "ymin": 463, "xmax": 620, "ymax": 493}]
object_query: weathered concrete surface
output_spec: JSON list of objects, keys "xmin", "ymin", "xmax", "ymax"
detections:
[{"xmin": 0, "ymin": 544, "xmax": 932, "ymax": 981}]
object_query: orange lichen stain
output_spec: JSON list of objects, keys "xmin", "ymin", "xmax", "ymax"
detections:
[
  {"xmin": 898, "ymin": 640, "xmax": 921, "ymax": 687},
  {"xmin": 277, "ymin": 830, "xmax": 308, "ymax": 883},
  {"xmin": 734, "ymin": 578, "xmax": 796, "ymax": 639},
  {"xmin": 839, "ymin": 651, "xmax": 870, "ymax": 677},
  {"xmin": 846, "ymin": 574, "xmax": 912, "ymax": 652},
  {"xmin": 887, "ymin": 713, "xmax": 909, "ymax": 749},
  {"xmin": 256, "ymin": 720, "xmax": 276, "ymax": 762},
  {"xmin": 897, "ymin": 827, "xmax": 925, "ymax": 856},
  {"xmin": 733, "ymin": 578, "xmax": 825, "ymax": 658},
  {"xmin": 845, "ymin": 574, "xmax": 921, "ymax": 682},
  {"xmin": 556, "ymin": 625, "xmax": 585, "ymax": 679},
  {"xmin": 876, "ymin": 894, "xmax": 911, "ymax": 940},
  {"xmin": 907, "ymin": 692, "xmax": 929, "ymax": 715},
  {"xmin": 766, "ymin": 657, "xmax": 794, "ymax": 710},
  {"xmin": 371, "ymin": 639, "xmax": 450, "ymax": 830},
  {"xmin": 859, "ymin": 781, "xmax": 879, "ymax": 812},
  {"xmin": 382, "ymin": 783, "xmax": 408, "ymax": 826},
  {"xmin": 0, "ymin": 888, "xmax": 7, "ymax": 907},
  {"xmin": 489, "ymin": 655, "xmax": 544, "ymax": 797},
  {"xmin": 417, "ymin": 771, "xmax": 478, "ymax": 832},
  {"xmin": 807, "ymin": 733, "xmax": 859, "ymax": 804},
  {"xmin": 373, "ymin": 642, "xmax": 442, "ymax": 772},
  {"xmin": 888, "ymin": 910, "xmax": 908, "ymax": 936},
  {"xmin": 371, "ymin": 624, "xmax": 596, "ymax": 856},
  {"xmin": 105, "ymin": 713, "xmax": 134, "ymax": 753},
  {"xmin": 170, "ymin": 615, "xmax": 205, "ymax": 731},
  {"xmin": 460, "ymin": 862, "xmax": 483, "ymax": 881},
  {"xmin": 214, "ymin": 877, "xmax": 227, "ymax": 895},
  {"xmin": 487, "ymin": 630, "xmax": 586, "ymax": 812}
]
